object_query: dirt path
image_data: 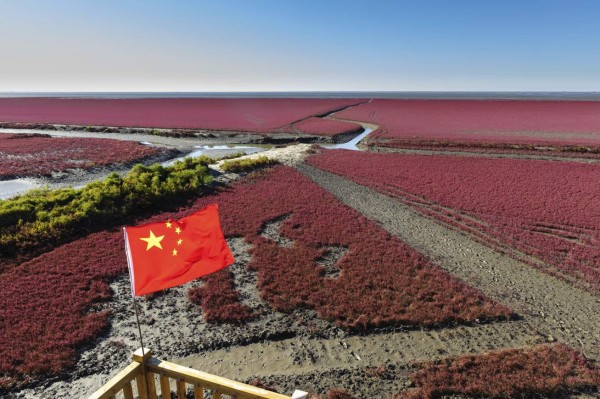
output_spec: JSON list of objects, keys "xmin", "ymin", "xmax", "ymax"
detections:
[
  {"xmin": 173, "ymin": 320, "xmax": 540, "ymax": 381},
  {"xmin": 296, "ymin": 164, "xmax": 600, "ymax": 361}
]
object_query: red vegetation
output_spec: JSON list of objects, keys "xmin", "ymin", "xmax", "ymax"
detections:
[
  {"xmin": 397, "ymin": 344, "xmax": 600, "ymax": 399},
  {"xmin": 0, "ymin": 98, "xmax": 362, "ymax": 134},
  {"xmin": 188, "ymin": 270, "xmax": 254, "ymax": 324},
  {"xmin": 0, "ymin": 231, "xmax": 124, "ymax": 385},
  {"xmin": 280, "ymin": 117, "xmax": 363, "ymax": 137},
  {"xmin": 189, "ymin": 167, "xmax": 511, "ymax": 328},
  {"xmin": 334, "ymin": 99, "xmax": 600, "ymax": 148},
  {"xmin": 0, "ymin": 133, "xmax": 164, "ymax": 178},
  {"xmin": 307, "ymin": 150, "xmax": 600, "ymax": 291},
  {"xmin": 370, "ymin": 139, "xmax": 600, "ymax": 159},
  {"xmin": 0, "ymin": 166, "xmax": 511, "ymax": 386}
]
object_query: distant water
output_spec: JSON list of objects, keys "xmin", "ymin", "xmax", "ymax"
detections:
[{"xmin": 1, "ymin": 91, "xmax": 600, "ymax": 100}]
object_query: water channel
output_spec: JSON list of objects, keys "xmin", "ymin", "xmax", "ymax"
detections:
[{"xmin": 0, "ymin": 122, "xmax": 373, "ymax": 200}]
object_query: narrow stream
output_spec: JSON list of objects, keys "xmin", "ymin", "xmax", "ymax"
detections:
[
  {"xmin": 0, "ymin": 120, "xmax": 369, "ymax": 200},
  {"xmin": 0, "ymin": 142, "xmax": 268, "ymax": 200},
  {"xmin": 324, "ymin": 127, "xmax": 373, "ymax": 150},
  {"xmin": 0, "ymin": 130, "xmax": 268, "ymax": 200}
]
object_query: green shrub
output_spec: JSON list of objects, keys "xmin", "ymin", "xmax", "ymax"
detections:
[
  {"xmin": 218, "ymin": 151, "xmax": 246, "ymax": 161},
  {"xmin": 220, "ymin": 156, "xmax": 278, "ymax": 173},
  {"xmin": 0, "ymin": 156, "xmax": 214, "ymax": 260}
]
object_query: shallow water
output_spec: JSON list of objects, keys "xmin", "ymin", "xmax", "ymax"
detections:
[
  {"xmin": 0, "ymin": 179, "xmax": 38, "ymax": 200},
  {"xmin": 325, "ymin": 127, "xmax": 373, "ymax": 151}
]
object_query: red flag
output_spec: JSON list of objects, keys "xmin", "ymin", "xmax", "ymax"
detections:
[{"xmin": 123, "ymin": 204, "xmax": 234, "ymax": 296}]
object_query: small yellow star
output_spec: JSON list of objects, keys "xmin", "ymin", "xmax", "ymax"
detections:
[
  {"xmin": 175, "ymin": 227, "xmax": 182, "ymax": 235},
  {"xmin": 177, "ymin": 239, "xmax": 183, "ymax": 246},
  {"xmin": 165, "ymin": 221, "xmax": 172, "ymax": 228},
  {"xmin": 172, "ymin": 248, "xmax": 178, "ymax": 256},
  {"xmin": 140, "ymin": 230, "xmax": 164, "ymax": 251}
]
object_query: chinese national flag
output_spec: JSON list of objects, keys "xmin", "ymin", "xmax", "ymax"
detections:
[{"xmin": 123, "ymin": 204, "xmax": 234, "ymax": 296}]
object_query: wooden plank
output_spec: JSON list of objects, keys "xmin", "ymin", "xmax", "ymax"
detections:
[
  {"xmin": 136, "ymin": 373, "xmax": 149, "ymax": 399},
  {"xmin": 88, "ymin": 362, "xmax": 142, "ymax": 399},
  {"xmin": 147, "ymin": 372, "xmax": 158, "ymax": 399},
  {"xmin": 123, "ymin": 382, "xmax": 134, "ymax": 399},
  {"xmin": 146, "ymin": 358, "xmax": 290, "ymax": 399},
  {"xmin": 177, "ymin": 379, "xmax": 186, "ymax": 399},
  {"xmin": 160, "ymin": 374, "xmax": 172, "ymax": 399},
  {"xmin": 194, "ymin": 384, "xmax": 204, "ymax": 399}
]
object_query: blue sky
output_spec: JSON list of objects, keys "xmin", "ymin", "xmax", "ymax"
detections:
[{"xmin": 1, "ymin": 0, "xmax": 599, "ymax": 91}]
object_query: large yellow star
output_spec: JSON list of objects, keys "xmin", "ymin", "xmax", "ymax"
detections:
[{"xmin": 140, "ymin": 230, "xmax": 164, "ymax": 251}]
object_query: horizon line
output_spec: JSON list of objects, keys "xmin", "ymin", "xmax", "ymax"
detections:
[{"xmin": 2, "ymin": 90, "xmax": 600, "ymax": 94}]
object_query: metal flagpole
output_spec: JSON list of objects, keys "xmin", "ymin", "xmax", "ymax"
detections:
[
  {"xmin": 123, "ymin": 227, "xmax": 152, "ymax": 398},
  {"xmin": 132, "ymin": 295, "xmax": 147, "ymax": 358}
]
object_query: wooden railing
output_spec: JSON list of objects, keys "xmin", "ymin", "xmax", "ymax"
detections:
[{"xmin": 89, "ymin": 348, "xmax": 307, "ymax": 399}]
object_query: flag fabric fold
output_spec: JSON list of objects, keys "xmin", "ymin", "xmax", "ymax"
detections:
[{"xmin": 123, "ymin": 204, "xmax": 234, "ymax": 296}]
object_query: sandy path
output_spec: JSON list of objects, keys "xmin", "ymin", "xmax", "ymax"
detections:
[
  {"xmin": 296, "ymin": 164, "xmax": 600, "ymax": 361},
  {"xmin": 173, "ymin": 320, "xmax": 540, "ymax": 381}
]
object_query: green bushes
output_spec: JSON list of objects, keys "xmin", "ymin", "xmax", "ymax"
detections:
[
  {"xmin": 220, "ymin": 156, "xmax": 278, "ymax": 173},
  {"xmin": 0, "ymin": 156, "xmax": 214, "ymax": 261}
]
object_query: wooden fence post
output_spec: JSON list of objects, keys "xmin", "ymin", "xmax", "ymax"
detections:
[
  {"xmin": 133, "ymin": 348, "xmax": 153, "ymax": 399},
  {"xmin": 90, "ymin": 348, "xmax": 296, "ymax": 399}
]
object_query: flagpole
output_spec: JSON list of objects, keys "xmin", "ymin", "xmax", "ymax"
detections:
[
  {"xmin": 123, "ymin": 228, "xmax": 152, "ymax": 397},
  {"xmin": 132, "ymin": 295, "xmax": 147, "ymax": 358}
]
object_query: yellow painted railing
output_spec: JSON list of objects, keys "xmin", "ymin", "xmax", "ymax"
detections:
[{"xmin": 89, "ymin": 348, "xmax": 306, "ymax": 399}]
